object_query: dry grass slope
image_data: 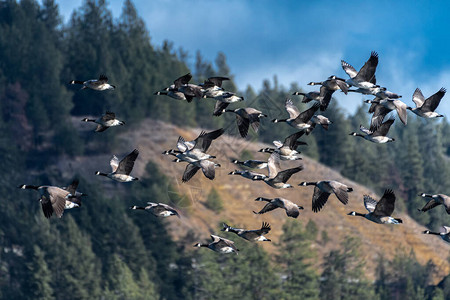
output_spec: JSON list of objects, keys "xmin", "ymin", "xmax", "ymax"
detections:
[{"xmin": 69, "ymin": 118, "xmax": 450, "ymax": 282}]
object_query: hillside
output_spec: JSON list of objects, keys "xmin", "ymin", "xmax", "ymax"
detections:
[{"xmin": 66, "ymin": 118, "xmax": 450, "ymax": 282}]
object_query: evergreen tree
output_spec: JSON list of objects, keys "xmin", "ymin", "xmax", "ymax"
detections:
[
  {"xmin": 320, "ymin": 236, "xmax": 376, "ymax": 300},
  {"xmin": 277, "ymin": 220, "xmax": 320, "ymax": 299},
  {"xmin": 24, "ymin": 245, "xmax": 54, "ymax": 300}
]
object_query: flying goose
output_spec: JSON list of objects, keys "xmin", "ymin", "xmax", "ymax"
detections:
[
  {"xmin": 423, "ymin": 226, "xmax": 450, "ymax": 243},
  {"xmin": 62, "ymin": 179, "xmax": 87, "ymax": 209},
  {"xmin": 222, "ymin": 107, "xmax": 267, "ymax": 138},
  {"xmin": 364, "ymin": 98, "xmax": 407, "ymax": 129},
  {"xmin": 418, "ymin": 193, "xmax": 450, "ymax": 214},
  {"xmin": 170, "ymin": 73, "xmax": 203, "ymax": 98},
  {"xmin": 194, "ymin": 235, "xmax": 239, "ymax": 254},
  {"xmin": 341, "ymin": 51, "xmax": 379, "ymax": 90},
  {"xmin": 256, "ymin": 152, "xmax": 303, "ymax": 188},
  {"xmin": 306, "ymin": 115, "xmax": 333, "ymax": 134},
  {"xmin": 82, "ymin": 111, "xmax": 125, "ymax": 132},
  {"xmin": 348, "ymin": 86, "xmax": 401, "ymax": 100},
  {"xmin": 299, "ymin": 180, "xmax": 353, "ymax": 213},
  {"xmin": 129, "ymin": 202, "xmax": 180, "ymax": 218},
  {"xmin": 231, "ymin": 159, "xmax": 268, "ymax": 169},
  {"xmin": 19, "ymin": 184, "xmax": 71, "ymax": 218},
  {"xmin": 306, "ymin": 76, "xmax": 349, "ymax": 110},
  {"xmin": 178, "ymin": 159, "xmax": 221, "ymax": 182},
  {"xmin": 221, "ymin": 222, "xmax": 271, "ymax": 242},
  {"xmin": 228, "ymin": 170, "xmax": 267, "ymax": 180},
  {"xmin": 212, "ymin": 93, "xmax": 245, "ymax": 116},
  {"xmin": 258, "ymin": 131, "xmax": 306, "ymax": 161},
  {"xmin": 69, "ymin": 74, "xmax": 115, "ymax": 91},
  {"xmin": 95, "ymin": 149, "xmax": 139, "ymax": 182},
  {"xmin": 154, "ymin": 90, "xmax": 194, "ymax": 102},
  {"xmin": 201, "ymin": 76, "xmax": 230, "ymax": 98},
  {"xmin": 407, "ymin": 88, "xmax": 446, "ymax": 118},
  {"xmin": 348, "ymin": 189, "xmax": 402, "ymax": 224},
  {"xmin": 253, "ymin": 197, "xmax": 304, "ymax": 218},
  {"xmin": 163, "ymin": 129, "xmax": 224, "ymax": 163},
  {"xmin": 293, "ymin": 88, "xmax": 333, "ymax": 111},
  {"xmin": 272, "ymin": 99, "xmax": 319, "ymax": 130},
  {"xmin": 349, "ymin": 117, "xmax": 395, "ymax": 143}
]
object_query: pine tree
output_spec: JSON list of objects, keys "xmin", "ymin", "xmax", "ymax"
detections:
[
  {"xmin": 320, "ymin": 236, "xmax": 376, "ymax": 300},
  {"xmin": 25, "ymin": 245, "xmax": 54, "ymax": 300},
  {"xmin": 277, "ymin": 220, "xmax": 320, "ymax": 299}
]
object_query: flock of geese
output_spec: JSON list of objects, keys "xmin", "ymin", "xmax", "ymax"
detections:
[{"xmin": 18, "ymin": 51, "xmax": 450, "ymax": 255}]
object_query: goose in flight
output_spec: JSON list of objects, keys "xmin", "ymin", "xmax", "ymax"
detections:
[
  {"xmin": 95, "ymin": 149, "xmax": 139, "ymax": 182},
  {"xmin": 194, "ymin": 235, "xmax": 239, "ymax": 254},
  {"xmin": 19, "ymin": 184, "xmax": 72, "ymax": 218},
  {"xmin": 299, "ymin": 180, "xmax": 353, "ymax": 213},
  {"xmin": 255, "ymin": 152, "xmax": 303, "ymax": 188},
  {"xmin": 82, "ymin": 111, "xmax": 125, "ymax": 132},
  {"xmin": 348, "ymin": 189, "xmax": 402, "ymax": 224},
  {"xmin": 341, "ymin": 51, "xmax": 379, "ymax": 90},
  {"xmin": 221, "ymin": 222, "xmax": 271, "ymax": 242},
  {"xmin": 253, "ymin": 197, "xmax": 303, "ymax": 218},
  {"xmin": 350, "ymin": 118, "xmax": 395, "ymax": 143},
  {"xmin": 130, "ymin": 202, "xmax": 180, "ymax": 218},
  {"xmin": 69, "ymin": 74, "xmax": 115, "ymax": 91},
  {"xmin": 407, "ymin": 87, "xmax": 446, "ymax": 118},
  {"xmin": 272, "ymin": 99, "xmax": 319, "ymax": 131}
]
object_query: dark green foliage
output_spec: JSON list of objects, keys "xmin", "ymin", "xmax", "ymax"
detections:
[
  {"xmin": 190, "ymin": 241, "xmax": 279, "ymax": 300},
  {"xmin": 277, "ymin": 220, "xmax": 320, "ymax": 300},
  {"xmin": 320, "ymin": 236, "xmax": 377, "ymax": 300}
]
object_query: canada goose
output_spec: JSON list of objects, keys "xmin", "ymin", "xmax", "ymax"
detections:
[
  {"xmin": 163, "ymin": 129, "xmax": 224, "ymax": 163},
  {"xmin": 364, "ymin": 98, "xmax": 407, "ymax": 129},
  {"xmin": 258, "ymin": 138, "xmax": 307, "ymax": 160},
  {"xmin": 95, "ymin": 149, "xmax": 139, "ymax": 182},
  {"xmin": 407, "ymin": 88, "xmax": 446, "ymax": 118},
  {"xmin": 272, "ymin": 99, "xmax": 319, "ymax": 130},
  {"xmin": 212, "ymin": 93, "xmax": 245, "ymax": 116},
  {"xmin": 18, "ymin": 184, "xmax": 71, "ymax": 218},
  {"xmin": 253, "ymin": 197, "xmax": 304, "ymax": 218},
  {"xmin": 129, "ymin": 202, "xmax": 180, "ymax": 218},
  {"xmin": 306, "ymin": 77, "xmax": 348, "ymax": 110},
  {"xmin": 228, "ymin": 170, "xmax": 267, "ymax": 180},
  {"xmin": 169, "ymin": 73, "xmax": 203, "ymax": 98},
  {"xmin": 180, "ymin": 159, "xmax": 221, "ymax": 182},
  {"xmin": 418, "ymin": 193, "xmax": 450, "ymax": 214},
  {"xmin": 257, "ymin": 152, "xmax": 303, "ymax": 189},
  {"xmin": 308, "ymin": 75, "xmax": 349, "ymax": 94},
  {"xmin": 347, "ymin": 189, "xmax": 402, "ymax": 224},
  {"xmin": 341, "ymin": 51, "xmax": 379, "ymax": 90},
  {"xmin": 292, "ymin": 91, "xmax": 321, "ymax": 102},
  {"xmin": 348, "ymin": 86, "xmax": 401, "ymax": 100},
  {"xmin": 194, "ymin": 235, "xmax": 239, "ymax": 254},
  {"xmin": 299, "ymin": 180, "xmax": 353, "ymax": 213},
  {"xmin": 423, "ymin": 226, "xmax": 450, "ymax": 243},
  {"xmin": 201, "ymin": 76, "xmax": 230, "ymax": 98},
  {"xmin": 154, "ymin": 90, "xmax": 194, "ymax": 102},
  {"xmin": 82, "ymin": 111, "xmax": 125, "ymax": 132},
  {"xmin": 221, "ymin": 222, "xmax": 271, "ymax": 242},
  {"xmin": 306, "ymin": 115, "xmax": 333, "ymax": 134},
  {"xmin": 262, "ymin": 131, "xmax": 306, "ymax": 161},
  {"xmin": 223, "ymin": 107, "xmax": 267, "ymax": 137},
  {"xmin": 69, "ymin": 74, "xmax": 115, "ymax": 91},
  {"xmin": 62, "ymin": 179, "xmax": 87, "ymax": 209},
  {"xmin": 231, "ymin": 159, "xmax": 268, "ymax": 169},
  {"xmin": 349, "ymin": 117, "xmax": 395, "ymax": 143}
]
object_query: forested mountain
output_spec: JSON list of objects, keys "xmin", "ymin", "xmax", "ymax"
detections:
[{"xmin": 1, "ymin": 0, "xmax": 450, "ymax": 299}]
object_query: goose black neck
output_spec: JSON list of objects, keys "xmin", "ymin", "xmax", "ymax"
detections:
[{"xmin": 95, "ymin": 172, "xmax": 108, "ymax": 177}]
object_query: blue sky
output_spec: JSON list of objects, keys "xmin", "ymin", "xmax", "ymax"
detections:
[{"xmin": 58, "ymin": 0, "xmax": 450, "ymax": 114}]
